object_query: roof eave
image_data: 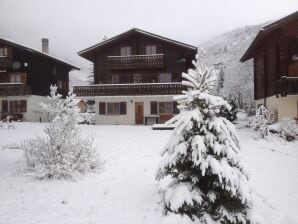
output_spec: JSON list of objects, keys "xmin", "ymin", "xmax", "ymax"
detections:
[{"xmin": 78, "ymin": 28, "xmax": 197, "ymax": 57}]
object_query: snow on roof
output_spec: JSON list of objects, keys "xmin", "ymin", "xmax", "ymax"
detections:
[
  {"xmin": 0, "ymin": 36, "xmax": 79, "ymax": 70},
  {"xmin": 78, "ymin": 28, "xmax": 197, "ymax": 56}
]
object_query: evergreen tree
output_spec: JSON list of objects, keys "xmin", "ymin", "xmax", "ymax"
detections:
[
  {"xmin": 23, "ymin": 86, "xmax": 99, "ymax": 179},
  {"xmin": 156, "ymin": 55, "xmax": 254, "ymax": 223},
  {"xmin": 220, "ymin": 94, "xmax": 238, "ymax": 122}
]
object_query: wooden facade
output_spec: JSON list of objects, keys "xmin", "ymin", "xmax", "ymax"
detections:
[
  {"xmin": 0, "ymin": 37, "xmax": 78, "ymax": 97},
  {"xmin": 75, "ymin": 28, "xmax": 197, "ymax": 95},
  {"xmin": 74, "ymin": 28, "xmax": 197, "ymax": 125},
  {"xmin": 241, "ymin": 12, "xmax": 298, "ymax": 100}
]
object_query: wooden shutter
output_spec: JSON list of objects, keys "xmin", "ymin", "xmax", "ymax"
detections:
[
  {"xmin": 20, "ymin": 100, "xmax": 27, "ymax": 112},
  {"xmin": 2, "ymin": 100, "xmax": 8, "ymax": 113},
  {"xmin": 10, "ymin": 101, "xmax": 16, "ymax": 112},
  {"xmin": 99, "ymin": 102, "xmax": 106, "ymax": 114},
  {"xmin": 173, "ymin": 101, "xmax": 179, "ymax": 114},
  {"xmin": 120, "ymin": 102, "xmax": 126, "ymax": 115},
  {"xmin": 150, "ymin": 101, "xmax": 158, "ymax": 114},
  {"xmin": 20, "ymin": 73, "xmax": 27, "ymax": 84}
]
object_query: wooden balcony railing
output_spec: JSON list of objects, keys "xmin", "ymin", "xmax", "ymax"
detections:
[
  {"xmin": 107, "ymin": 54, "xmax": 165, "ymax": 70},
  {"xmin": 73, "ymin": 82, "xmax": 183, "ymax": 96},
  {"xmin": 0, "ymin": 83, "xmax": 31, "ymax": 96},
  {"xmin": 0, "ymin": 57, "xmax": 13, "ymax": 68},
  {"xmin": 276, "ymin": 76, "xmax": 298, "ymax": 97}
]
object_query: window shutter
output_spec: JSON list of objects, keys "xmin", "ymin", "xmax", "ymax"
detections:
[
  {"xmin": 20, "ymin": 73, "xmax": 27, "ymax": 84},
  {"xmin": 20, "ymin": 100, "xmax": 27, "ymax": 112},
  {"xmin": 99, "ymin": 102, "xmax": 106, "ymax": 114},
  {"xmin": 120, "ymin": 102, "xmax": 126, "ymax": 115},
  {"xmin": 2, "ymin": 100, "xmax": 8, "ymax": 113},
  {"xmin": 150, "ymin": 101, "xmax": 158, "ymax": 115},
  {"xmin": 173, "ymin": 101, "xmax": 179, "ymax": 114},
  {"xmin": 10, "ymin": 101, "xmax": 16, "ymax": 113}
]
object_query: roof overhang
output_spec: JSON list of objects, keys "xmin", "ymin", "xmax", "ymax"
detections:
[
  {"xmin": 0, "ymin": 37, "xmax": 79, "ymax": 70},
  {"xmin": 240, "ymin": 11, "xmax": 298, "ymax": 62},
  {"xmin": 78, "ymin": 28, "xmax": 197, "ymax": 62}
]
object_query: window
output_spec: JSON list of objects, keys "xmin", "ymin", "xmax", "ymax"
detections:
[
  {"xmin": 110, "ymin": 74, "xmax": 119, "ymax": 84},
  {"xmin": 9, "ymin": 100, "xmax": 27, "ymax": 113},
  {"xmin": 8, "ymin": 73, "xmax": 26, "ymax": 84},
  {"xmin": 2, "ymin": 100, "xmax": 8, "ymax": 113},
  {"xmin": 10, "ymin": 73, "xmax": 21, "ymax": 83},
  {"xmin": 99, "ymin": 102, "xmax": 106, "ymax": 114},
  {"xmin": 150, "ymin": 101, "xmax": 158, "ymax": 115},
  {"xmin": 107, "ymin": 102, "xmax": 126, "ymax": 115},
  {"xmin": 133, "ymin": 74, "xmax": 142, "ymax": 83},
  {"xmin": 0, "ymin": 47, "xmax": 8, "ymax": 57},
  {"xmin": 159, "ymin": 102, "xmax": 173, "ymax": 113},
  {"xmin": 158, "ymin": 73, "xmax": 172, "ymax": 83},
  {"xmin": 120, "ymin": 46, "xmax": 131, "ymax": 56},
  {"xmin": 145, "ymin": 45, "xmax": 157, "ymax": 55}
]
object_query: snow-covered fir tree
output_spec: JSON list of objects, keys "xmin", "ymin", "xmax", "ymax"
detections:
[
  {"xmin": 23, "ymin": 86, "xmax": 99, "ymax": 179},
  {"xmin": 156, "ymin": 55, "xmax": 254, "ymax": 223}
]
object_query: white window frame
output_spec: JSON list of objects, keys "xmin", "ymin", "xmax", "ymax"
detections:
[
  {"xmin": 120, "ymin": 46, "xmax": 131, "ymax": 56},
  {"xmin": 145, "ymin": 45, "xmax": 157, "ymax": 55},
  {"xmin": 0, "ymin": 47, "xmax": 8, "ymax": 57}
]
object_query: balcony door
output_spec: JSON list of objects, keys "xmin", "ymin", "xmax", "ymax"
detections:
[{"xmin": 135, "ymin": 102, "xmax": 144, "ymax": 124}]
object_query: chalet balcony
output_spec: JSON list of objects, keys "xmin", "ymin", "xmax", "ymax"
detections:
[
  {"xmin": 0, "ymin": 57, "xmax": 13, "ymax": 68},
  {"xmin": 0, "ymin": 83, "xmax": 31, "ymax": 96},
  {"xmin": 73, "ymin": 82, "xmax": 183, "ymax": 97},
  {"xmin": 276, "ymin": 76, "xmax": 298, "ymax": 97},
  {"xmin": 107, "ymin": 54, "xmax": 165, "ymax": 70}
]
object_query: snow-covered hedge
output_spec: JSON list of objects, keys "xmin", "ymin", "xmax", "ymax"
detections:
[
  {"xmin": 248, "ymin": 105, "xmax": 275, "ymax": 137},
  {"xmin": 22, "ymin": 86, "xmax": 100, "ymax": 179},
  {"xmin": 279, "ymin": 118, "xmax": 298, "ymax": 141}
]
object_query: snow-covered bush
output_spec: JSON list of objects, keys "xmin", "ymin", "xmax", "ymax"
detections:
[
  {"xmin": 23, "ymin": 86, "xmax": 99, "ymax": 179},
  {"xmin": 156, "ymin": 55, "xmax": 254, "ymax": 223},
  {"xmin": 78, "ymin": 112, "xmax": 95, "ymax": 124},
  {"xmin": 279, "ymin": 118, "xmax": 298, "ymax": 141},
  {"xmin": 248, "ymin": 105, "xmax": 275, "ymax": 137}
]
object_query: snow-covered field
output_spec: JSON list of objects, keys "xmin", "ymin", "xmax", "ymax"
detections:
[{"xmin": 0, "ymin": 122, "xmax": 297, "ymax": 224}]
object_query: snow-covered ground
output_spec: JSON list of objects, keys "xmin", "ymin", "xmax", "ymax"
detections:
[{"xmin": 0, "ymin": 122, "xmax": 297, "ymax": 224}]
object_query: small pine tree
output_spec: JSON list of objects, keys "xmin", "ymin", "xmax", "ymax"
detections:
[
  {"xmin": 156, "ymin": 55, "xmax": 254, "ymax": 223},
  {"xmin": 23, "ymin": 86, "xmax": 99, "ymax": 179}
]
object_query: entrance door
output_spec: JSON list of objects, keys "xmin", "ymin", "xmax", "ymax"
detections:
[{"xmin": 135, "ymin": 102, "xmax": 144, "ymax": 124}]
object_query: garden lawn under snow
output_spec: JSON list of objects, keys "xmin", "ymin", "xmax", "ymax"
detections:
[{"xmin": 0, "ymin": 122, "xmax": 297, "ymax": 224}]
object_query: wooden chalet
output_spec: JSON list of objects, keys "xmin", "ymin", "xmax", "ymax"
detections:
[
  {"xmin": 74, "ymin": 28, "xmax": 197, "ymax": 125},
  {"xmin": 241, "ymin": 11, "xmax": 298, "ymax": 120},
  {"xmin": 0, "ymin": 37, "xmax": 78, "ymax": 121}
]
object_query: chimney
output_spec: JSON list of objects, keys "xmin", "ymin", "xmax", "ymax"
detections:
[{"xmin": 41, "ymin": 38, "xmax": 49, "ymax": 54}]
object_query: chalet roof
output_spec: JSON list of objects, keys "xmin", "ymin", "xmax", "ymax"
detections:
[
  {"xmin": 78, "ymin": 28, "xmax": 197, "ymax": 61},
  {"xmin": 0, "ymin": 37, "xmax": 79, "ymax": 70},
  {"xmin": 240, "ymin": 11, "xmax": 298, "ymax": 62}
]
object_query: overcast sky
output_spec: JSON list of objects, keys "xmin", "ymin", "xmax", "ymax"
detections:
[{"xmin": 0, "ymin": 0, "xmax": 297, "ymax": 71}]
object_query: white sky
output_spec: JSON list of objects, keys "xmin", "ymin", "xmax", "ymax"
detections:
[{"xmin": 0, "ymin": 0, "xmax": 297, "ymax": 69}]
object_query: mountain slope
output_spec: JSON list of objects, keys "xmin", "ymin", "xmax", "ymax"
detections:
[{"xmin": 200, "ymin": 24, "xmax": 264, "ymax": 112}]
